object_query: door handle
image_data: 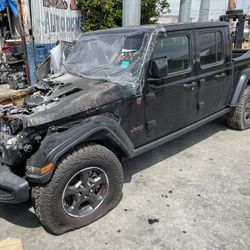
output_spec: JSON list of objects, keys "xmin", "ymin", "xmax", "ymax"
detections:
[
  {"xmin": 215, "ymin": 73, "xmax": 226, "ymax": 79},
  {"xmin": 184, "ymin": 82, "xmax": 197, "ymax": 89}
]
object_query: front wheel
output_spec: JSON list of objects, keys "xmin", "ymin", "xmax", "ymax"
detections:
[
  {"xmin": 227, "ymin": 86, "xmax": 250, "ymax": 130},
  {"xmin": 32, "ymin": 144, "xmax": 124, "ymax": 235}
]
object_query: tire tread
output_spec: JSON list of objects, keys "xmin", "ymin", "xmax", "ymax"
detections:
[
  {"xmin": 32, "ymin": 143, "xmax": 123, "ymax": 235},
  {"xmin": 227, "ymin": 86, "xmax": 250, "ymax": 130}
]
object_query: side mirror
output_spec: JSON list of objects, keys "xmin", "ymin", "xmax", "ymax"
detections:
[{"xmin": 151, "ymin": 58, "xmax": 168, "ymax": 79}]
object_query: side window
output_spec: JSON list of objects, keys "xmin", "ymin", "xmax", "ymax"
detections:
[
  {"xmin": 199, "ymin": 32, "xmax": 223, "ymax": 66},
  {"xmin": 153, "ymin": 35, "xmax": 190, "ymax": 74}
]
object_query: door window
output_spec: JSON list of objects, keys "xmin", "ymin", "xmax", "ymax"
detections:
[
  {"xmin": 199, "ymin": 32, "xmax": 223, "ymax": 66},
  {"xmin": 153, "ymin": 35, "xmax": 190, "ymax": 74}
]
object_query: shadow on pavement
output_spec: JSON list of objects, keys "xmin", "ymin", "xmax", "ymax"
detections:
[
  {"xmin": 0, "ymin": 201, "xmax": 40, "ymax": 229},
  {"xmin": 123, "ymin": 119, "xmax": 227, "ymax": 183}
]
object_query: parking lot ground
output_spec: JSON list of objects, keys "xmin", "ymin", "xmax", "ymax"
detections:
[{"xmin": 0, "ymin": 119, "xmax": 249, "ymax": 250}]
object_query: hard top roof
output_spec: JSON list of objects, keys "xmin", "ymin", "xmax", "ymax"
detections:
[{"xmin": 82, "ymin": 22, "xmax": 229, "ymax": 36}]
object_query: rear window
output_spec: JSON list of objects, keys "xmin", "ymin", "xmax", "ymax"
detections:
[{"xmin": 199, "ymin": 32, "xmax": 223, "ymax": 66}]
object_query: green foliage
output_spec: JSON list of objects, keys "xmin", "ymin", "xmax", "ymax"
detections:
[
  {"xmin": 142, "ymin": 0, "xmax": 169, "ymax": 24},
  {"xmin": 77, "ymin": 0, "xmax": 121, "ymax": 31},
  {"xmin": 77, "ymin": 0, "xmax": 170, "ymax": 32}
]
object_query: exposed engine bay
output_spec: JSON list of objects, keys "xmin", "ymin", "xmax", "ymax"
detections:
[
  {"xmin": 0, "ymin": 78, "xmax": 62, "ymax": 172},
  {"xmin": 0, "ymin": 71, "xmax": 131, "ymax": 173}
]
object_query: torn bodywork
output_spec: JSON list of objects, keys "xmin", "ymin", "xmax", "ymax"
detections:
[
  {"xmin": 0, "ymin": 72, "xmax": 133, "ymax": 174},
  {"xmin": 0, "ymin": 25, "xmax": 165, "ymax": 202}
]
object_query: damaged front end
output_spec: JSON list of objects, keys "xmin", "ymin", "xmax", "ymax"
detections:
[
  {"xmin": 0, "ymin": 72, "xmax": 132, "ymax": 175},
  {"xmin": 0, "ymin": 27, "xmax": 163, "ymax": 203},
  {"xmin": 0, "ymin": 80, "xmax": 60, "ymax": 176},
  {"xmin": 0, "ymin": 107, "xmax": 32, "ymax": 203},
  {"xmin": 0, "ymin": 105, "xmax": 41, "ymax": 173}
]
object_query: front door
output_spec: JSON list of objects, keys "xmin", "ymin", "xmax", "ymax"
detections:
[{"xmin": 145, "ymin": 30, "xmax": 197, "ymax": 139}]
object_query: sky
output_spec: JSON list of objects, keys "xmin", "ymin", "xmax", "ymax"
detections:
[{"xmin": 166, "ymin": 0, "xmax": 250, "ymax": 21}]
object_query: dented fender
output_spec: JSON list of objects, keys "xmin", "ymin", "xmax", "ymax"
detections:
[{"xmin": 26, "ymin": 115, "xmax": 134, "ymax": 184}]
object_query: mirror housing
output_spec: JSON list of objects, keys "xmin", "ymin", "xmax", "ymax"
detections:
[{"xmin": 151, "ymin": 58, "xmax": 168, "ymax": 79}]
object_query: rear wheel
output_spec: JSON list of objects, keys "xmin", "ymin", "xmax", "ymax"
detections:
[
  {"xmin": 32, "ymin": 144, "xmax": 123, "ymax": 235},
  {"xmin": 227, "ymin": 86, "xmax": 250, "ymax": 130}
]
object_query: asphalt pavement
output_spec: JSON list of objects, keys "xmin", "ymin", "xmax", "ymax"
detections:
[{"xmin": 0, "ymin": 119, "xmax": 249, "ymax": 250}]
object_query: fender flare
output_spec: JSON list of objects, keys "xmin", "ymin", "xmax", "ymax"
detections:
[
  {"xmin": 230, "ymin": 68, "xmax": 250, "ymax": 106},
  {"xmin": 27, "ymin": 115, "xmax": 134, "ymax": 183}
]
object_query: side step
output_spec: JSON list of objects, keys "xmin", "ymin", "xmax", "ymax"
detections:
[{"xmin": 133, "ymin": 108, "xmax": 229, "ymax": 157}]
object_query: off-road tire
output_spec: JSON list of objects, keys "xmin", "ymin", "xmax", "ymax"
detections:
[
  {"xmin": 32, "ymin": 144, "xmax": 123, "ymax": 235},
  {"xmin": 227, "ymin": 86, "xmax": 250, "ymax": 130}
]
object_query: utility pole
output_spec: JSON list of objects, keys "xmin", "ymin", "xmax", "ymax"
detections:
[
  {"xmin": 179, "ymin": 0, "xmax": 192, "ymax": 23},
  {"xmin": 122, "ymin": 0, "xmax": 141, "ymax": 27},
  {"xmin": 198, "ymin": 0, "xmax": 211, "ymax": 22}
]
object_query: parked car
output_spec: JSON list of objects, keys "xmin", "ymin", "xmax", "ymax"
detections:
[{"xmin": 0, "ymin": 22, "xmax": 250, "ymax": 234}]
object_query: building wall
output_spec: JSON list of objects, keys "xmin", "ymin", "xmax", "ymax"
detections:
[{"xmin": 30, "ymin": 0, "xmax": 83, "ymax": 45}]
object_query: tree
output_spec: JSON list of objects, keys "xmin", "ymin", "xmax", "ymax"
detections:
[
  {"xmin": 77, "ymin": 0, "xmax": 170, "ymax": 32},
  {"xmin": 142, "ymin": 0, "xmax": 170, "ymax": 24}
]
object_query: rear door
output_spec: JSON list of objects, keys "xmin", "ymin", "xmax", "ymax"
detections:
[{"xmin": 194, "ymin": 27, "xmax": 233, "ymax": 120}]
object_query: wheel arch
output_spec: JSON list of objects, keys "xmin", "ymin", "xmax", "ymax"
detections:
[
  {"xmin": 230, "ymin": 68, "xmax": 250, "ymax": 106},
  {"xmin": 26, "ymin": 115, "xmax": 134, "ymax": 184}
]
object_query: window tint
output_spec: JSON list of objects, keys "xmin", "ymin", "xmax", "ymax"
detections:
[
  {"xmin": 153, "ymin": 35, "xmax": 190, "ymax": 74},
  {"xmin": 199, "ymin": 32, "xmax": 223, "ymax": 66}
]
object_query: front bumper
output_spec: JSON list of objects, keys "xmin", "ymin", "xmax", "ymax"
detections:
[{"xmin": 0, "ymin": 166, "xmax": 29, "ymax": 203}]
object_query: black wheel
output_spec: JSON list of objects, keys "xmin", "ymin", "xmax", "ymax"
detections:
[
  {"xmin": 227, "ymin": 86, "xmax": 250, "ymax": 130},
  {"xmin": 32, "ymin": 144, "xmax": 123, "ymax": 235}
]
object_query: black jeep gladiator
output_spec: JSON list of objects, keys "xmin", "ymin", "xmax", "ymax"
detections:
[{"xmin": 0, "ymin": 22, "xmax": 250, "ymax": 234}]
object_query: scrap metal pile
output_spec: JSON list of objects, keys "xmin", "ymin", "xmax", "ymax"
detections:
[
  {"xmin": 0, "ymin": 2, "xmax": 27, "ymax": 90},
  {"xmin": 0, "ymin": 46, "xmax": 27, "ymax": 90}
]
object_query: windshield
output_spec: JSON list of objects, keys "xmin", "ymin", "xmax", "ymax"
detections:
[{"xmin": 64, "ymin": 31, "xmax": 150, "ymax": 91}]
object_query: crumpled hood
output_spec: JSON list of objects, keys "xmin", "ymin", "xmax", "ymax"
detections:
[{"xmin": 24, "ymin": 74, "xmax": 132, "ymax": 127}]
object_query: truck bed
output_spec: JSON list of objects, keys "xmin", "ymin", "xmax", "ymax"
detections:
[
  {"xmin": 232, "ymin": 49, "xmax": 250, "ymax": 88},
  {"xmin": 232, "ymin": 49, "xmax": 250, "ymax": 59}
]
